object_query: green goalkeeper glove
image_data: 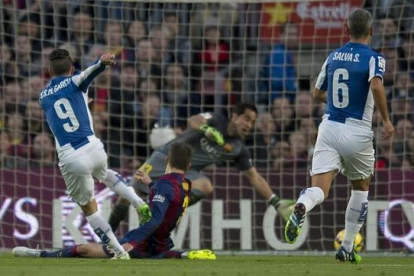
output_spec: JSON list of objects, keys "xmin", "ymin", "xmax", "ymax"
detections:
[
  {"xmin": 268, "ymin": 195, "xmax": 296, "ymax": 222},
  {"xmin": 200, "ymin": 125, "xmax": 225, "ymax": 146}
]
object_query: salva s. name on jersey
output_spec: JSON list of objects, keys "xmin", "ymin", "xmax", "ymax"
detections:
[
  {"xmin": 39, "ymin": 78, "xmax": 71, "ymax": 100},
  {"xmin": 332, "ymin": 52, "xmax": 360, "ymax": 62}
]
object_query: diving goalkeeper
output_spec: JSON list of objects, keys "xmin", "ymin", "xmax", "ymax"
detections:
[{"xmin": 109, "ymin": 102, "xmax": 294, "ymax": 231}]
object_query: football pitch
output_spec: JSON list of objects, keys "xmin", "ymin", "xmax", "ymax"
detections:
[{"xmin": 1, "ymin": 254, "xmax": 413, "ymax": 276}]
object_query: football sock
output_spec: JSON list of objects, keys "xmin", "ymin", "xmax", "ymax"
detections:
[
  {"xmin": 40, "ymin": 246, "xmax": 78, "ymax": 258},
  {"xmin": 108, "ymin": 203, "xmax": 130, "ymax": 231},
  {"xmin": 296, "ymin": 187, "xmax": 325, "ymax": 214},
  {"xmin": 343, "ymin": 190, "xmax": 368, "ymax": 252},
  {"xmin": 86, "ymin": 211, "xmax": 124, "ymax": 255},
  {"xmin": 189, "ymin": 189, "xmax": 206, "ymax": 206},
  {"xmin": 103, "ymin": 169, "xmax": 144, "ymax": 208}
]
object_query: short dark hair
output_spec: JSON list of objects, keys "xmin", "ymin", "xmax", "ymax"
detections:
[
  {"xmin": 168, "ymin": 142, "xmax": 193, "ymax": 171},
  {"xmin": 232, "ymin": 102, "xmax": 258, "ymax": 116},
  {"xmin": 48, "ymin": 49, "xmax": 73, "ymax": 76},
  {"xmin": 347, "ymin": 9, "xmax": 373, "ymax": 39}
]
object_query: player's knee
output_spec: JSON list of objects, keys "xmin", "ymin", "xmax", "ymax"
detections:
[
  {"xmin": 79, "ymin": 200, "xmax": 98, "ymax": 216},
  {"xmin": 200, "ymin": 178, "xmax": 214, "ymax": 195},
  {"xmin": 351, "ymin": 177, "xmax": 371, "ymax": 191},
  {"xmin": 205, "ymin": 184, "xmax": 214, "ymax": 195},
  {"xmin": 352, "ymin": 181, "xmax": 370, "ymax": 191}
]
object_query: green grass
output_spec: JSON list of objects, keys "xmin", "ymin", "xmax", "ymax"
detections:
[{"xmin": 0, "ymin": 254, "xmax": 413, "ymax": 276}]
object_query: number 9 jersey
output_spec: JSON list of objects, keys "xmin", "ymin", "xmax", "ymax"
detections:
[
  {"xmin": 315, "ymin": 42, "xmax": 385, "ymax": 129},
  {"xmin": 39, "ymin": 60, "xmax": 106, "ymax": 161}
]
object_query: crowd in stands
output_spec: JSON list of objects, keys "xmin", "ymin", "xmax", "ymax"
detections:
[{"xmin": 0, "ymin": 1, "xmax": 413, "ymax": 175}]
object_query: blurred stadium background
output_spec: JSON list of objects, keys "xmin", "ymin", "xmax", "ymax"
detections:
[{"xmin": 0, "ymin": 0, "xmax": 413, "ymax": 254}]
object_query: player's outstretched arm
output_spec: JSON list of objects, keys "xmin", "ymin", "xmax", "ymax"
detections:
[
  {"xmin": 243, "ymin": 167, "xmax": 274, "ymax": 199},
  {"xmin": 371, "ymin": 77, "xmax": 394, "ymax": 139},
  {"xmin": 243, "ymin": 167, "xmax": 295, "ymax": 220},
  {"xmin": 72, "ymin": 54, "xmax": 116, "ymax": 92},
  {"xmin": 243, "ymin": 167, "xmax": 294, "ymax": 221}
]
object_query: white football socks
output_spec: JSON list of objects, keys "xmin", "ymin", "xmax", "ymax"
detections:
[
  {"xmin": 342, "ymin": 190, "xmax": 368, "ymax": 252},
  {"xmin": 103, "ymin": 169, "xmax": 145, "ymax": 208},
  {"xmin": 86, "ymin": 211, "xmax": 124, "ymax": 255},
  {"xmin": 296, "ymin": 187, "xmax": 325, "ymax": 214}
]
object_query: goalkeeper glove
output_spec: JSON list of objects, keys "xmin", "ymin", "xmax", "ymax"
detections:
[
  {"xmin": 200, "ymin": 125, "xmax": 225, "ymax": 146},
  {"xmin": 268, "ymin": 194, "xmax": 296, "ymax": 222}
]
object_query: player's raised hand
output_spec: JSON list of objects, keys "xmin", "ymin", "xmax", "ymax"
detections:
[
  {"xmin": 134, "ymin": 171, "xmax": 152, "ymax": 185},
  {"xmin": 381, "ymin": 120, "xmax": 394, "ymax": 140},
  {"xmin": 100, "ymin": 54, "xmax": 116, "ymax": 66}
]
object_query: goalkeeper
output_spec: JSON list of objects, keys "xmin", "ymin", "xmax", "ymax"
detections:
[{"xmin": 109, "ymin": 102, "xmax": 295, "ymax": 231}]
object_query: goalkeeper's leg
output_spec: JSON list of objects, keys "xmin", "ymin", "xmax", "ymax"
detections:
[
  {"xmin": 188, "ymin": 177, "xmax": 213, "ymax": 206},
  {"xmin": 108, "ymin": 197, "xmax": 131, "ymax": 231}
]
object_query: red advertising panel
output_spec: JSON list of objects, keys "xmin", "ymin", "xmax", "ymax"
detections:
[
  {"xmin": 260, "ymin": 0, "xmax": 363, "ymax": 44},
  {"xmin": 1, "ymin": 168, "xmax": 413, "ymax": 251}
]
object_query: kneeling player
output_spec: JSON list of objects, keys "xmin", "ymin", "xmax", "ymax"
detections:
[{"xmin": 13, "ymin": 143, "xmax": 216, "ymax": 260}]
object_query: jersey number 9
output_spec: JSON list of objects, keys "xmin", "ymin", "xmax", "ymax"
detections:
[{"xmin": 54, "ymin": 98, "xmax": 80, "ymax": 132}]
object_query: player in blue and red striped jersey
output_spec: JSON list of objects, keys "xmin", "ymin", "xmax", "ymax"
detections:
[{"xmin": 13, "ymin": 143, "xmax": 216, "ymax": 260}]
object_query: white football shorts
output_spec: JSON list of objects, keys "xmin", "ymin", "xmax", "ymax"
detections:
[
  {"xmin": 311, "ymin": 119, "xmax": 375, "ymax": 180},
  {"xmin": 59, "ymin": 139, "xmax": 107, "ymax": 206}
]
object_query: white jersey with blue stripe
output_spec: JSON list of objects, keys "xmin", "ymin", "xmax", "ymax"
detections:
[
  {"xmin": 315, "ymin": 42, "xmax": 385, "ymax": 129},
  {"xmin": 39, "ymin": 60, "xmax": 106, "ymax": 158}
]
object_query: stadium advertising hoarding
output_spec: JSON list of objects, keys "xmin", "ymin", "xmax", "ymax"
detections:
[
  {"xmin": 260, "ymin": 0, "xmax": 362, "ymax": 44},
  {"xmin": 0, "ymin": 169, "xmax": 413, "ymax": 252}
]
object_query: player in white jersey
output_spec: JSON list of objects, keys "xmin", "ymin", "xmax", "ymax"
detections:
[
  {"xmin": 39, "ymin": 49, "xmax": 151, "ymax": 260},
  {"xmin": 284, "ymin": 9, "xmax": 394, "ymax": 264}
]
